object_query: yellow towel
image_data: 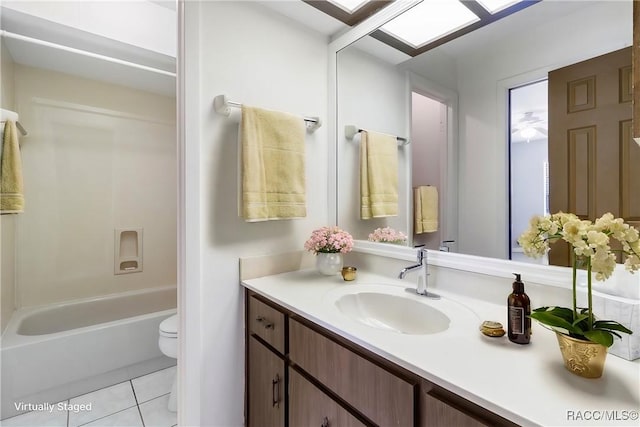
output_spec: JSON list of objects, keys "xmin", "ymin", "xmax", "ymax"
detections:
[
  {"xmin": 360, "ymin": 130, "xmax": 398, "ymax": 219},
  {"xmin": 414, "ymin": 186, "xmax": 438, "ymax": 233},
  {"xmin": 241, "ymin": 105, "xmax": 306, "ymax": 221},
  {"xmin": 1, "ymin": 121, "xmax": 24, "ymax": 214}
]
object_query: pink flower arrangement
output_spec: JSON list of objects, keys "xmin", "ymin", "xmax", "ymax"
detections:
[
  {"xmin": 368, "ymin": 227, "xmax": 407, "ymax": 244},
  {"xmin": 304, "ymin": 226, "xmax": 354, "ymax": 254}
]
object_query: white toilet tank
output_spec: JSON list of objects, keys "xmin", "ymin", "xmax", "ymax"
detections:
[{"xmin": 158, "ymin": 314, "xmax": 177, "ymax": 358}]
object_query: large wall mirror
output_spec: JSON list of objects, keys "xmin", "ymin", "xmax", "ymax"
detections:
[{"xmin": 336, "ymin": 0, "xmax": 635, "ymax": 264}]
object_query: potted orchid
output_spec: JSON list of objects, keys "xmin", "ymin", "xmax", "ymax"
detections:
[
  {"xmin": 304, "ymin": 226, "xmax": 354, "ymax": 275},
  {"xmin": 368, "ymin": 227, "xmax": 408, "ymax": 245},
  {"xmin": 518, "ymin": 212, "xmax": 640, "ymax": 377}
]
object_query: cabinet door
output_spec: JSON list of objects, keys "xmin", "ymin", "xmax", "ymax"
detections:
[
  {"xmin": 290, "ymin": 369, "xmax": 366, "ymax": 427},
  {"xmin": 248, "ymin": 336, "xmax": 285, "ymax": 427}
]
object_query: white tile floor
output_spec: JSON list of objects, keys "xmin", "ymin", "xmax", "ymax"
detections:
[{"xmin": 1, "ymin": 366, "xmax": 176, "ymax": 427}]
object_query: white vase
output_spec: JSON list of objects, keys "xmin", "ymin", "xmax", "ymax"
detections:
[{"xmin": 316, "ymin": 252, "xmax": 343, "ymax": 275}]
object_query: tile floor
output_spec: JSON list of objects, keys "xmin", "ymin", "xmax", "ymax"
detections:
[{"xmin": 1, "ymin": 366, "xmax": 176, "ymax": 427}]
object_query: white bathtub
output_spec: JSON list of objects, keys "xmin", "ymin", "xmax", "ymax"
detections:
[{"xmin": 1, "ymin": 286, "xmax": 177, "ymax": 419}]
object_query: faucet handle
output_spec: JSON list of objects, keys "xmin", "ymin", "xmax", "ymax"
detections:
[{"xmin": 414, "ymin": 244, "xmax": 426, "ymax": 262}]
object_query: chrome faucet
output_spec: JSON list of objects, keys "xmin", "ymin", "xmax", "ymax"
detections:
[{"xmin": 399, "ymin": 247, "xmax": 440, "ymax": 299}]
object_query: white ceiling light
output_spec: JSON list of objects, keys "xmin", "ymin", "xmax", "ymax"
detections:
[
  {"xmin": 380, "ymin": 0, "xmax": 480, "ymax": 48},
  {"xmin": 519, "ymin": 126, "xmax": 537, "ymax": 141},
  {"xmin": 328, "ymin": 0, "xmax": 371, "ymax": 13}
]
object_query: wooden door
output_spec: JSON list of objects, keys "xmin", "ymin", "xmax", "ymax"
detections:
[
  {"xmin": 248, "ymin": 336, "xmax": 285, "ymax": 427},
  {"xmin": 548, "ymin": 47, "xmax": 637, "ymax": 266}
]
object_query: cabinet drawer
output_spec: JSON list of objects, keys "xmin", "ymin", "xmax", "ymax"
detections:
[
  {"xmin": 290, "ymin": 369, "xmax": 366, "ymax": 427},
  {"xmin": 248, "ymin": 295, "xmax": 285, "ymax": 354},
  {"xmin": 289, "ymin": 319, "xmax": 415, "ymax": 427}
]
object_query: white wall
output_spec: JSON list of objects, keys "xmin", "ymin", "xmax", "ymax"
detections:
[
  {"xmin": 337, "ymin": 45, "xmax": 409, "ymax": 242},
  {"xmin": 13, "ymin": 64, "xmax": 176, "ymax": 307},
  {"xmin": 182, "ymin": 1, "xmax": 329, "ymax": 425}
]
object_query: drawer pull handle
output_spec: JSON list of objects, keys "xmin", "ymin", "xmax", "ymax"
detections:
[
  {"xmin": 321, "ymin": 417, "xmax": 329, "ymax": 427},
  {"xmin": 256, "ymin": 316, "xmax": 274, "ymax": 330},
  {"xmin": 272, "ymin": 374, "xmax": 280, "ymax": 408}
]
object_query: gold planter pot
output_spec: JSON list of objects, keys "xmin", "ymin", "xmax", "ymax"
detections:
[{"xmin": 555, "ymin": 332, "xmax": 608, "ymax": 378}]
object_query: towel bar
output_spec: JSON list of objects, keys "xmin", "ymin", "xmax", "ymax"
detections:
[
  {"xmin": 213, "ymin": 95, "xmax": 322, "ymax": 132},
  {"xmin": 344, "ymin": 125, "xmax": 408, "ymax": 146},
  {"xmin": 0, "ymin": 108, "xmax": 28, "ymax": 136}
]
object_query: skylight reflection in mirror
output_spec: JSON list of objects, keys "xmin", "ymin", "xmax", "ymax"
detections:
[
  {"xmin": 476, "ymin": 0, "xmax": 521, "ymax": 13},
  {"xmin": 380, "ymin": 0, "xmax": 480, "ymax": 48},
  {"xmin": 328, "ymin": 0, "xmax": 371, "ymax": 13}
]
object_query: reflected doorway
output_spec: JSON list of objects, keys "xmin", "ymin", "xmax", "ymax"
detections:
[
  {"xmin": 411, "ymin": 91, "xmax": 448, "ymax": 250},
  {"xmin": 509, "ymin": 80, "xmax": 549, "ymax": 264}
]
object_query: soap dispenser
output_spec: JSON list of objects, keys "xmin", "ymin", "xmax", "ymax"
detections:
[{"xmin": 508, "ymin": 273, "xmax": 531, "ymax": 344}]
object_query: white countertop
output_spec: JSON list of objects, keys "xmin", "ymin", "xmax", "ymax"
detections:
[{"xmin": 242, "ymin": 269, "xmax": 640, "ymax": 427}]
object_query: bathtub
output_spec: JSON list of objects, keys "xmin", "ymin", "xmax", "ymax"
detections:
[{"xmin": 1, "ymin": 286, "xmax": 177, "ymax": 419}]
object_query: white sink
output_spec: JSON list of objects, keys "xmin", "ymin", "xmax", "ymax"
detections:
[
  {"xmin": 335, "ymin": 292, "xmax": 450, "ymax": 335},
  {"xmin": 325, "ymin": 283, "xmax": 480, "ymax": 336}
]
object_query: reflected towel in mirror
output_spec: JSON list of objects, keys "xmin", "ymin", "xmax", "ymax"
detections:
[
  {"xmin": 360, "ymin": 130, "xmax": 398, "ymax": 219},
  {"xmin": 415, "ymin": 186, "xmax": 437, "ymax": 233}
]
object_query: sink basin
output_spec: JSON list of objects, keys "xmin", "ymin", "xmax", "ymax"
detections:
[{"xmin": 335, "ymin": 292, "xmax": 450, "ymax": 335}]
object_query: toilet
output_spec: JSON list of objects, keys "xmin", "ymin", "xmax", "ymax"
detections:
[{"xmin": 158, "ymin": 314, "xmax": 178, "ymax": 412}]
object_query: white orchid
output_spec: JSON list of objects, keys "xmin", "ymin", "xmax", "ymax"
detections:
[{"xmin": 518, "ymin": 212, "xmax": 639, "ymax": 347}]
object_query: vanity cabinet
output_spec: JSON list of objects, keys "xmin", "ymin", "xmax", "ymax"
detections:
[{"xmin": 245, "ymin": 290, "xmax": 517, "ymax": 427}]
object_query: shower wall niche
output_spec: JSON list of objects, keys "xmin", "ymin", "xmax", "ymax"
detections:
[{"xmin": 115, "ymin": 228, "xmax": 143, "ymax": 274}]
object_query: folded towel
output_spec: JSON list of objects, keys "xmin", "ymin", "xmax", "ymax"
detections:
[
  {"xmin": 414, "ymin": 186, "xmax": 438, "ymax": 233},
  {"xmin": 1, "ymin": 121, "xmax": 24, "ymax": 214},
  {"xmin": 241, "ymin": 105, "xmax": 306, "ymax": 221},
  {"xmin": 360, "ymin": 130, "xmax": 398, "ymax": 219}
]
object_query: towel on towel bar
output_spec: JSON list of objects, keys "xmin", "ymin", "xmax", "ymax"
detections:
[
  {"xmin": 1, "ymin": 121, "xmax": 24, "ymax": 214},
  {"xmin": 414, "ymin": 186, "xmax": 438, "ymax": 233},
  {"xmin": 360, "ymin": 130, "xmax": 398, "ymax": 219},
  {"xmin": 241, "ymin": 105, "xmax": 306, "ymax": 221}
]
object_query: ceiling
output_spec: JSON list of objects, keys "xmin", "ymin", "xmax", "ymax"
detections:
[
  {"xmin": 265, "ymin": 1, "xmax": 588, "ymax": 65},
  {"xmin": 0, "ymin": 2, "xmax": 176, "ymax": 96}
]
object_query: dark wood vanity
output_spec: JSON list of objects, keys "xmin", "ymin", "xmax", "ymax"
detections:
[{"xmin": 245, "ymin": 290, "xmax": 519, "ymax": 427}]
